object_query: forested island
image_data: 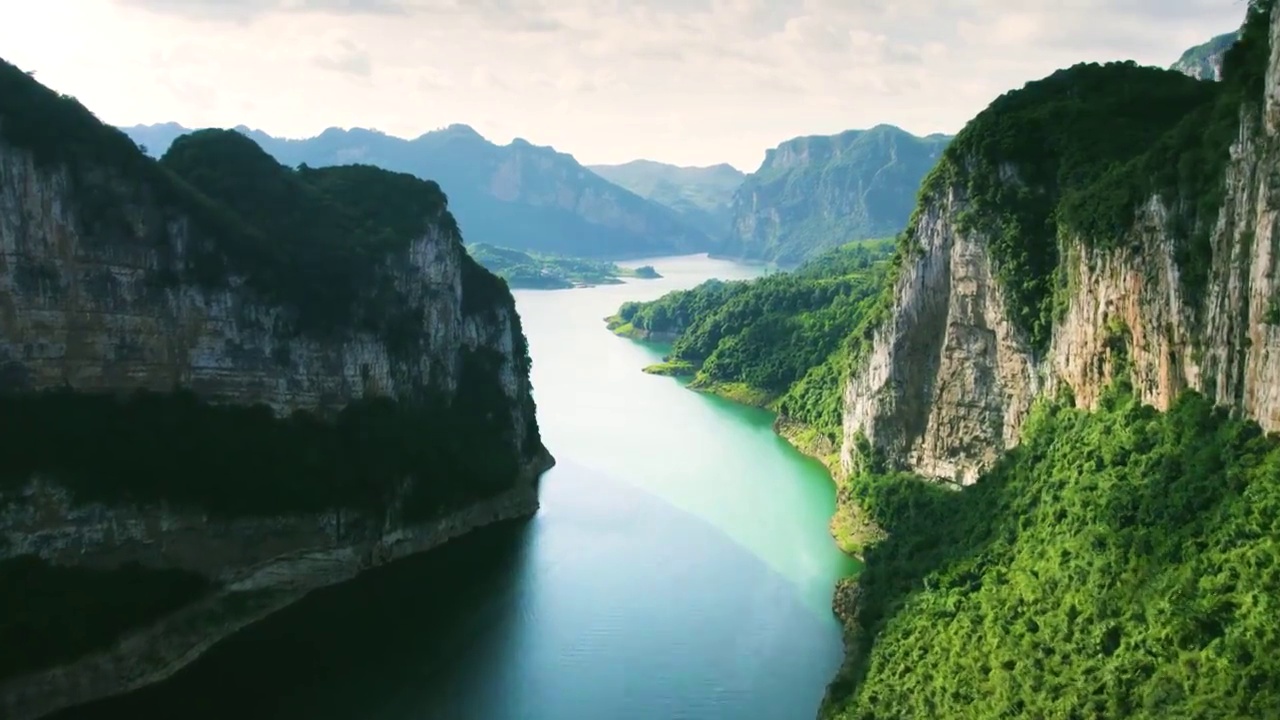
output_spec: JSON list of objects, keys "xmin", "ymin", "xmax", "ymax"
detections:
[{"xmin": 469, "ymin": 242, "xmax": 661, "ymax": 289}]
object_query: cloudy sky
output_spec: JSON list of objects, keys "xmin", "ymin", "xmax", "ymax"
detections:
[{"xmin": 3, "ymin": 0, "xmax": 1246, "ymax": 171}]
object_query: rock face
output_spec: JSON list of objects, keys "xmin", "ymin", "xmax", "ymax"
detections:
[
  {"xmin": 120, "ymin": 123, "xmax": 711, "ymax": 259},
  {"xmin": 0, "ymin": 65, "xmax": 553, "ymax": 719},
  {"xmin": 1172, "ymin": 31, "xmax": 1241, "ymax": 81},
  {"xmin": 841, "ymin": 13, "xmax": 1280, "ymax": 485},
  {"xmin": 0, "ymin": 137, "xmax": 525, "ymax": 410},
  {"xmin": 723, "ymin": 125, "xmax": 950, "ymax": 266}
]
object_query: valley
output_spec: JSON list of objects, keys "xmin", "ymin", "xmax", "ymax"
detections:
[{"xmin": 1, "ymin": 2, "xmax": 1279, "ymax": 719}]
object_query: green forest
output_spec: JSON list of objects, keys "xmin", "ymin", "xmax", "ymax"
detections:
[
  {"xmin": 824, "ymin": 386, "xmax": 1280, "ymax": 720},
  {"xmin": 609, "ymin": 239, "xmax": 895, "ymax": 449},
  {"xmin": 818, "ymin": 6, "xmax": 1280, "ymax": 717}
]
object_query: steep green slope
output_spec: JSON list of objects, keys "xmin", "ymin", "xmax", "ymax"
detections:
[
  {"xmin": 588, "ymin": 159, "xmax": 744, "ymax": 239},
  {"xmin": 122, "ymin": 123, "xmax": 711, "ymax": 259},
  {"xmin": 822, "ymin": 2, "xmax": 1280, "ymax": 718},
  {"xmin": 907, "ymin": 8, "xmax": 1270, "ymax": 353},
  {"xmin": 826, "ymin": 386, "xmax": 1280, "ymax": 720},
  {"xmin": 608, "ymin": 240, "xmax": 895, "ymax": 451},
  {"xmin": 722, "ymin": 125, "xmax": 949, "ymax": 265},
  {"xmin": 913, "ymin": 61, "xmax": 1220, "ymax": 350}
]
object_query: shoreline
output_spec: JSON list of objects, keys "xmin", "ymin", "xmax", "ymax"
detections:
[
  {"xmin": 1, "ymin": 450, "xmax": 555, "ymax": 720},
  {"xmin": 604, "ymin": 323, "xmax": 859, "ymax": 552},
  {"xmin": 609, "ymin": 323, "xmax": 873, "ymax": 561}
]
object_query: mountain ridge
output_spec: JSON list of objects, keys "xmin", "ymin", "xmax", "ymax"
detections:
[
  {"xmin": 120, "ymin": 121, "xmax": 712, "ymax": 259},
  {"xmin": 721, "ymin": 124, "xmax": 952, "ymax": 265},
  {"xmin": 588, "ymin": 158, "xmax": 746, "ymax": 240}
]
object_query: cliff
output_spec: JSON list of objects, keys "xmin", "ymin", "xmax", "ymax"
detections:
[
  {"xmin": 722, "ymin": 125, "xmax": 950, "ymax": 266},
  {"xmin": 0, "ymin": 60, "xmax": 552, "ymax": 720},
  {"xmin": 1172, "ymin": 30, "xmax": 1240, "ymax": 81},
  {"xmin": 120, "ymin": 122, "xmax": 711, "ymax": 259},
  {"xmin": 819, "ymin": 5, "xmax": 1280, "ymax": 717},
  {"xmin": 840, "ymin": 3, "xmax": 1279, "ymax": 484}
]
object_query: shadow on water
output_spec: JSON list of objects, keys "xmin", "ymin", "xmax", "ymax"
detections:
[
  {"xmin": 54, "ymin": 464, "xmax": 844, "ymax": 720},
  {"xmin": 52, "ymin": 516, "xmax": 536, "ymax": 720}
]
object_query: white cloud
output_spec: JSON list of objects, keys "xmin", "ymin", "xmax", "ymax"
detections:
[{"xmin": 0, "ymin": 0, "xmax": 1249, "ymax": 171}]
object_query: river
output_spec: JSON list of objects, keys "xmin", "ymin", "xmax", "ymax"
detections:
[{"xmin": 56, "ymin": 254, "xmax": 857, "ymax": 720}]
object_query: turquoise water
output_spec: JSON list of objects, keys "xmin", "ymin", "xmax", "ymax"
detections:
[{"xmin": 57, "ymin": 254, "xmax": 856, "ymax": 720}]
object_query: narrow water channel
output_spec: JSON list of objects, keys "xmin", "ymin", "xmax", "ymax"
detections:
[{"xmin": 56, "ymin": 254, "xmax": 856, "ymax": 720}]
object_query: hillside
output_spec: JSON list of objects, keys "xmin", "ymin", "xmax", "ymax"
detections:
[
  {"xmin": 610, "ymin": 2, "xmax": 1280, "ymax": 717},
  {"xmin": 1172, "ymin": 30, "xmax": 1241, "ymax": 80},
  {"xmin": 120, "ymin": 123, "xmax": 711, "ymax": 259},
  {"xmin": 588, "ymin": 159, "xmax": 745, "ymax": 240},
  {"xmin": 720, "ymin": 125, "xmax": 950, "ymax": 266},
  {"xmin": 825, "ymin": 2, "xmax": 1280, "ymax": 716},
  {"xmin": 0, "ymin": 59, "xmax": 550, "ymax": 720}
]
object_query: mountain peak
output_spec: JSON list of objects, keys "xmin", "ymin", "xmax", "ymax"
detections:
[{"xmin": 440, "ymin": 123, "xmax": 483, "ymax": 138}]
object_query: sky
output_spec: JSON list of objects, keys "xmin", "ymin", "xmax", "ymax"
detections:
[{"xmin": 2, "ymin": 0, "xmax": 1248, "ymax": 172}]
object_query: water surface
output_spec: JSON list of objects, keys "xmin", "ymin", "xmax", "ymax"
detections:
[{"xmin": 58, "ymin": 254, "xmax": 856, "ymax": 720}]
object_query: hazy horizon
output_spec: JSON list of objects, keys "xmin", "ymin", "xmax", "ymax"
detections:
[{"xmin": 4, "ymin": 0, "xmax": 1246, "ymax": 170}]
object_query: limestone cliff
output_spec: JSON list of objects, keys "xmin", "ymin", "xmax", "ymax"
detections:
[
  {"xmin": 0, "ymin": 61, "xmax": 552, "ymax": 720},
  {"xmin": 841, "ymin": 3, "xmax": 1279, "ymax": 485}
]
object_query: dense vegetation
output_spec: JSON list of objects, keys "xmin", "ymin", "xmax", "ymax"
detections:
[
  {"xmin": 825, "ymin": 385, "xmax": 1280, "ymax": 719},
  {"xmin": 0, "ymin": 555, "xmax": 212, "ymax": 682},
  {"xmin": 467, "ymin": 243, "xmax": 662, "ymax": 289},
  {"xmin": 722, "ymin": 126, "xmax": 950, "ymax": 265},
  {"xmin": 610, "ymin": 240, "xmax": 895, "ymax": 445},
  {"xmin": 918, "ymin": 64, "xmax": 1216, "ymax": 350},
  {"xmin": 912, "ymin": 0, "xmax": 1271, "ymax": 351},
  {"xmin": 1061, "ymin": 0, "xmax": 1272, "ymax": 308},
  {"xmin": 161, "ymin": 131, "xmax": 458, "ymax": 340}
]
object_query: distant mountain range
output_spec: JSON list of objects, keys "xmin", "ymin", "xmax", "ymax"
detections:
[
  {"xmin": 123, "ymin": 122, "xmax": 953, "ymax": 267},
  {"xmin": 720, "ymin": 124, "xmax": 952, "ymax": 265},
  {"xmin": 1171, "ymin": 31, "xmax": 1239, "ymax": 81},
  {"xmin": 588, "ymin": 160, "xmax": 745, "ymax": 241},
  {"xmin": 121, "ymin": 122, "xmax": 711, "ymax": 259}
]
